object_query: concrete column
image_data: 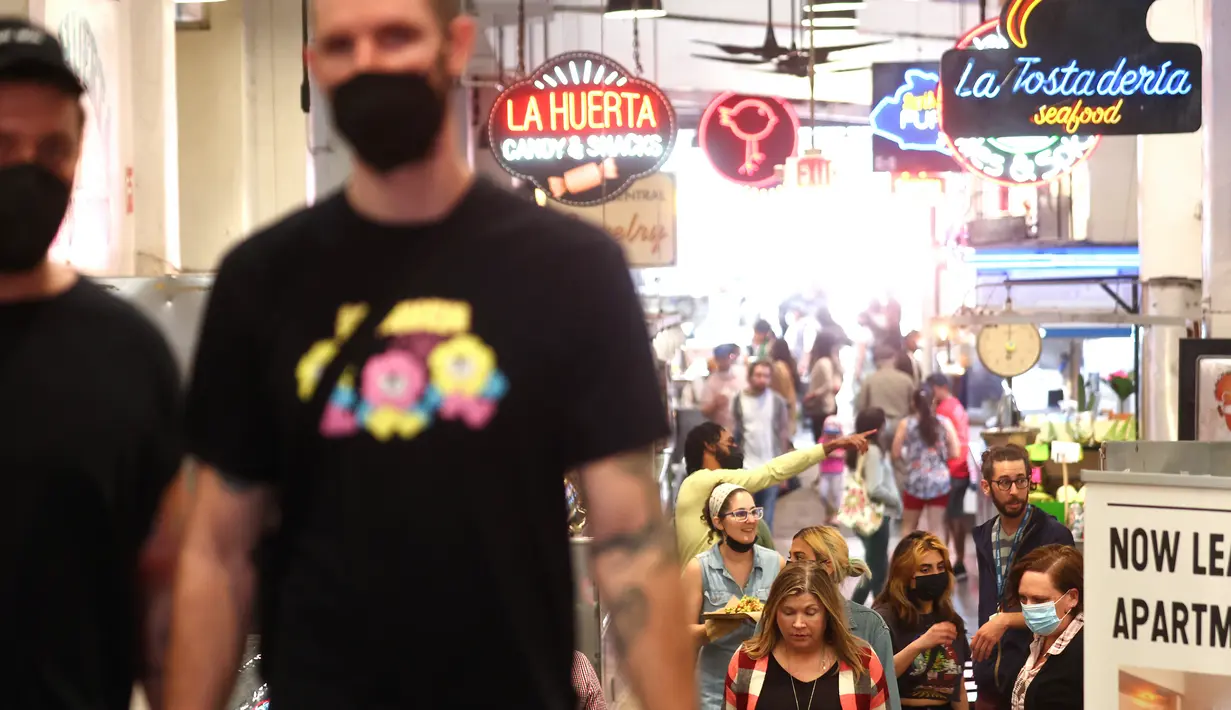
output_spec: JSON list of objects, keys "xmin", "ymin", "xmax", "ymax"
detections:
[
  {"xmin": 176, "ymin": 0, "xmax": 247, "ymax": 271},
  {"xmin": 127, "ymin": 0, "xmax": 179, "ymax": 275},
  {"xmin": 1204, "ymin": 0, "xmax": 1231, "ymax": 336},
  {"xmin": 1138, "ymin": 0, "xmax": 1205, "ymax": 440},
  {"xmin": 243, "ymin": 0, "xmax": 309, "ymax": 226}
]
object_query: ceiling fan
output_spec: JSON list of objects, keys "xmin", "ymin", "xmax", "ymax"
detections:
[
  {"xmin": 692, "ymin": 39, "xmax": 885, "ymax": 77},
  {"xmin": 690, "ymin": 0, "xmax": 790, "ymax": 62}
]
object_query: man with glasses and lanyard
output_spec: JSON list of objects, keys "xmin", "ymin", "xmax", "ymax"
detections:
[{"xmin": 969, "ymin": 445, "xmax": 1075, "ymax": 710}]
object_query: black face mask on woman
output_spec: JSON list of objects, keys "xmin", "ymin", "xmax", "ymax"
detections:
[
  {"xmin": 0, "ymin": 164, "xmax": 70, "ymax": 273},
  {"xmin": 330, "ymin": 71, "xmax": 449, "ymax": 173},
  {"xmin": 910, "ymin": 572, "xmax": 950, "ymax": 602}
]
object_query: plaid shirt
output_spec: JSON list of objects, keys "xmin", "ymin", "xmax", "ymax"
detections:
[
  {"xmin": 572, "ymin": 652, "xmax": 608, "ymax": 710},
  {"xmin": 725, "ymin": 645, "xmax": 890, "ymax": 710}
]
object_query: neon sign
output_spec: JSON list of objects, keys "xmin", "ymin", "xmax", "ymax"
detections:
[
  {"xmin": 940, "ymin": 0, "xmax": 1202, "ymax": 137},
  {"xmin": 698, "ymin": 93, "xmax": 799, "ymax": 189},
  {"xmin": 489, "ymin": 52, "xmax": 677, "ymax": 206},
  {"xmin": 870, "ymin": 63, "xmax": 958, "ymax": 174},
  {"xmin": 943, "ymin": 20, "xmax": 1099, "ymax": 188}
]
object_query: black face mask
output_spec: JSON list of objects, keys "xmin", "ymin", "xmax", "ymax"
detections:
[
  {"xmin": 0, "ymin": 164, "xmax": 70, "ymax": 273},
  {"xmin": 910, "ymin": 572, "xmax": 950, "ymax": 602},
  {"xmin": 330, "ymin": 71, "xmax": 448, "ymax": 173},
  {"xmin": 725, "ymin": 536, "xmax": 755, "ymax": 554},
  {"xmin": 717, "ymin": 444, "xmax": 745, "ymax": 471}
]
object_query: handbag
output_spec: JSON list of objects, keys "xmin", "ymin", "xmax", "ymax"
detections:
[
  {"xmin": 837, "ymin": 457, "xmax": 885, "ymax": 536},
  {"xmin": 865, "ymin": 451, "xmax": 903, "ymax": 518}
]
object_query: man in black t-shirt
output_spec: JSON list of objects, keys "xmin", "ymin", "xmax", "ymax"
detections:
[
  {"xmin": 0, "ymin": 18, "xmax": 184, "ymax": 710},
  {"xmin": 164, "ymin": 1, "xmax": 695, "ymax": 709}
]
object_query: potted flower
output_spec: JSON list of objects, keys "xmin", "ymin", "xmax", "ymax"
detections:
[{"xmin": 1106, "ymin": 371, "xmax": 1136, "ymax": 415}]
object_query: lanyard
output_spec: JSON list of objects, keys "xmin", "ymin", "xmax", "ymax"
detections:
[{"xmin": 992, "ymin": 507, "xmax": 1032, "ymax": 600}]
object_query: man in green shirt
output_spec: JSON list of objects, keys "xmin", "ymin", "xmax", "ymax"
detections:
[{"xmin": 675, "ymin": 422, "xmax": 873, "ymax": 563}]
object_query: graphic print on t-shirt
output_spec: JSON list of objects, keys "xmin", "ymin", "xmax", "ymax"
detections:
[
  {"xmin": 906, "ymin": 641, "xmax": 963, "ymax": 700},
  {"xmin": 294, "ymin": 298, "xmax": 509, "ymax": 441}
]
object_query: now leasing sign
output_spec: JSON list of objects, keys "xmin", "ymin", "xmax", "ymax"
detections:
[
  {"xmin": 552, "ymin": 173, "xmax": 676, "ymax": 268},
  {"xmin": 940, "ymin": 0, "xmax": 1202, "ymax": 137},
  {"xmin": 1084, "ymin": 474, "xmax": 1231, "ymax": 705}
]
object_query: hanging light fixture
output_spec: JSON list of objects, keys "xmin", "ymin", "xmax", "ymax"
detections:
[
  {"xmin": 604, "ymin": 0, "xmax": 667, "ymax": 19},
  {"xmin": 804, "ymin": 1, "xmax": 865, "ymax": 11},
  {"xmin": 803, "ymin": 9, "xmax": 858, "ymax": 29}
]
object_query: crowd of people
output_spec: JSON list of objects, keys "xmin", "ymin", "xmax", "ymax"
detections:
[
  {"xmin": 0, "ymin": 0, "xmax": 1091, "ymax": 708},
  {"xmin": 676, "ymin": 316, "xmax": 1085, "ymax": 710}
]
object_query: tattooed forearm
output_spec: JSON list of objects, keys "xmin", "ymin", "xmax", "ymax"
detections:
[
  {"xmin": 580, "ymin": 447, "xmax": 697, "ymax": 710},
  {"xmin": 589, "ymin": 515, "xmax": 673, "ymax": 559},
  {"xmin": 606, "ymin": 586, "xmax": 650, "ymax": 656}
]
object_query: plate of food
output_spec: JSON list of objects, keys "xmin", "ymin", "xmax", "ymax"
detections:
[{"xmin": 702, "ymin": 596, "xmax": 764, "ymax": 623}]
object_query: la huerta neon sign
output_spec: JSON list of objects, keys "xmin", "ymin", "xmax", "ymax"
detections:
[{"xmin": 940, "ymin": 0, "xmax": 1202, "ymax": 137}]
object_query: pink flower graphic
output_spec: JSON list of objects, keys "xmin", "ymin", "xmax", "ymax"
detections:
[
  {"xmin": 361, "ymin": 350, "xmax": 426, "ymax": 409},
  {"xmin": 439, "ymin": 395, "xmax": 498, "ymax": 430},
  {"xmin": 321, "ymin": 403, "xmax": 359, "ymax": 437}
]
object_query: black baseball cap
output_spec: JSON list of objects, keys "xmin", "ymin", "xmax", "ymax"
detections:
[{"xmin": 0, "ymin": 18, "xmax": 85, "ymax": 96}]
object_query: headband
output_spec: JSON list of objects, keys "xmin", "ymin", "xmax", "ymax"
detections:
[{"xmin": 708, "ymin": 483, "xmax": 746, "ymax": 520}]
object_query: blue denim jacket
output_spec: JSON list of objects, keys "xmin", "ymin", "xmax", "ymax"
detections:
[{"xmin": 695, "ymin": 543, "xmax": 781, "ymax": 710}]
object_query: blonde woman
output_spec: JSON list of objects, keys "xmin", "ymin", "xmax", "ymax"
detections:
[
  {"xmin": 789, "ymin": 527, "xmax": 902, "ymax": 710},
  {"xmin": 725, "ymin": 561, "xmax": 891, "ymax": 709},
  {"xmin": 873, "ymin": 533, "xmax": 970, "ymax": 709}
]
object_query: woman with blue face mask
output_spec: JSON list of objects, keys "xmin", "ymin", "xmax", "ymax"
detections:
[{"xmin": 1006, "ymin": 545, "xmax": 1084, "ymax": 710}]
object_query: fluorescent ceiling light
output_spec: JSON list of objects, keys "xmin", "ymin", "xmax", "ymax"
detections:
[{"xmin": 805, "ymin": 1, "xmax": 865, "ymax": 11}]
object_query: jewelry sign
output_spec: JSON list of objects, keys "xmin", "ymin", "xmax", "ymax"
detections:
[
  {"xmin": 698, "ymin": 93, "xmax": 799, "ymax": 189},
  {"xmin": 940, "ymin": 0, "xmax": 1202, "ymax": 137},
  {"xmin": 489, "ymin": 52, "xmax": 677, "ymax": 206}
]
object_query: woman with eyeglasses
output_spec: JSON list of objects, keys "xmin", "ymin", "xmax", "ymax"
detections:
[
  {"xmin": 724, "ymin": 561, "xmax": 891, "ymax": 710},
  {"xmin": 683, "ymin": 482, "xmax": 786, "ymax": 710},
  {"xmin": 873, "ymin": 532, "xmax": 970, "ymax": 710}
]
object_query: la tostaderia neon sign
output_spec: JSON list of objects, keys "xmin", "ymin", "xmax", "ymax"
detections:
[
  {"xmin": 952, "ymin": 57, "xmax": 1193, "ymax": 133},
  {"xmin": 939, "ymin": 0, "xmax": 1203, "ymax": 138},
  {"xmin": 489, "ymin": 51, "xmax": 677, "ymax": 206}
]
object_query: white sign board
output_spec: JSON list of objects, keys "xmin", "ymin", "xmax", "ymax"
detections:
[
  {"xmin": 1084, "ymin": 476, "xmax": 1231, "ymax": 708},
  {"xmin": 552, "ymin": 172, "xmax": 677, "ymax": 268},
  {"xmin": 35, "ymin": 0, "xmax": 128, "ymax": 273}
]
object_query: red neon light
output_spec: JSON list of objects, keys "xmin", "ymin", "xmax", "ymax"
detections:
[
  {"xmin": 720, "ymin": 98, "xmax": 780, "ymax": 175},
  {"xmin": 941, "ymin": 19, "xmax": 1101, "ymax": 188},
  {"xmin": 1003, "ymin": 0, "xmax": 1045, "ymax": 49},
  {"xmin": 487, "ymin": 52, "xmax": 677, "ymax": 207},
  {"xmin": 795, "ymin": 154, "xmax": 832, "ymax": 188},
  {"xmin": 503, "ymin": 89, "xmax": 661, "ymax": 134},
  {"xmin": 699, "ymin": 92, "xmax": 800, "ymax": 189}
]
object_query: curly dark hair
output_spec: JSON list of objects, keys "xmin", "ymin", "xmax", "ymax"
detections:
[
  {"xmin": 981, "ymin": 444, "xmax": 1033, "ymax": 482},
  {"xmin": 684, "ymin": 422, "xmax": 725, "ymax": 475}
]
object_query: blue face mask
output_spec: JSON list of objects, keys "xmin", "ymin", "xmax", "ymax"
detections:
[{"xmin": 1021, "ymin": 592, "xmax": 1074, "ymax": 635}]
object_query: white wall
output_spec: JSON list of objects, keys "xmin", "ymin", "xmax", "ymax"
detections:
[{"xmin": 175, "ymin": 0, "xmax": 308, "ymax": 273}]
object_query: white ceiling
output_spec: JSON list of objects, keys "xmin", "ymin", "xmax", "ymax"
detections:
[{"xmin": 472, "ymin": 0, "xmax": 975, "ymax": 110}]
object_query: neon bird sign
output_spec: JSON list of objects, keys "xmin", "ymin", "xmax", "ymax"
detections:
[
  {"xmin": 698, "ymin": 93, "xmax": 799, "ymax": 189},
  {"xmin": 939, "ymin": 0, "xmax": 1203, "ymax": 137}
]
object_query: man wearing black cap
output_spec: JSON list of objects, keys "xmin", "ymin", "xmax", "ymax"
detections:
[{"xmin": 0, "ymin": 16, "xmax": 183, "ymax": 710}]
